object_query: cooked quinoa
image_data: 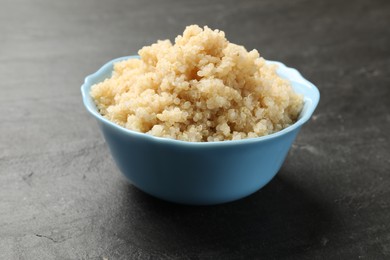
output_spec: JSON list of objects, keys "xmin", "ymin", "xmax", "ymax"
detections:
[{"xmin": 90, "ymin": 25, "xmax": 303, "ymax": 142}]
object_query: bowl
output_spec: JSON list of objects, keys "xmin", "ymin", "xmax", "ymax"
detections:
[{"xmin": 81, "ymin": 56, "xmax": 319, "ymax": 205}]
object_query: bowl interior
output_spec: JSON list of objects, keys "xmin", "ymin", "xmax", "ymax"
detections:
[{"xmin": 81, "ymin": 56, "xmax": 319, "ymax": 145}]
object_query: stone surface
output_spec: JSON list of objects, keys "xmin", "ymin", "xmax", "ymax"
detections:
[{"xmin": 1, "ymin": 0, "xmax": 389, "ymax": 259}]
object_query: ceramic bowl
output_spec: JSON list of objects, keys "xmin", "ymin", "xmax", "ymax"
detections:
[{"xmin": 81, "ymin": 56, "xmax": 319, "ymax": 205}]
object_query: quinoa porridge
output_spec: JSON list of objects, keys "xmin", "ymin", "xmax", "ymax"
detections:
[{"xmin": 90, "ymin": 25, "xmax": 303, "ymax": 142}]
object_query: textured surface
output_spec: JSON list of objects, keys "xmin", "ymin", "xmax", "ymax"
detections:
[{"xmin": 1, "ymin": 0, "xmax": 389, "ymax": 259}]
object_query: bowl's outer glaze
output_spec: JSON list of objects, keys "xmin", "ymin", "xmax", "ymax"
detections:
[{"xmin": 81, "ymin": 56, "xmax": 319, "ymax": 205}]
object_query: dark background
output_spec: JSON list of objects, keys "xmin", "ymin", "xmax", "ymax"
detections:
[{"xmin": 1, "ymin": 0, "xmax": 389, "ymax": 259}]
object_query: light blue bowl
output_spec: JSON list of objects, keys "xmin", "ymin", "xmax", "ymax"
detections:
[{"xmin": 81, "ymin": 56, "xmax": 319, "ymax": 205}]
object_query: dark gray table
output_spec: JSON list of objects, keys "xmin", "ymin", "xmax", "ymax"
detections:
[{"xmin": 1, "ymin": 0, "xmax": 389, "ymax": 259}]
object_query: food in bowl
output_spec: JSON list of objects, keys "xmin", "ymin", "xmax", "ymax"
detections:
[
  {"xmin": 82, "ymin": 46, "xmax": 320, "ymax": 205},
  {"xmin": 90, "ymin": 25, "xmax": 303, "ymax": 142}
]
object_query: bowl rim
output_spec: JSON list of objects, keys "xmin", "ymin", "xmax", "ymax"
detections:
[{"xmin": 81, "ymin": 56, "xmax": 320, "ymax": 147}]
